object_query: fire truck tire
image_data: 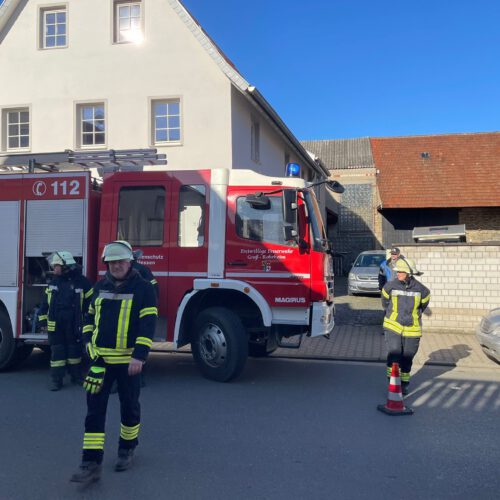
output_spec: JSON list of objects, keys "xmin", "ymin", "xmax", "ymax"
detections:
[
  {"xmin": 0, "ymin": 309, "xmax": 16, "ymax": 371},
  {"xmin": 192, "ymin": 307, "xmax": 248, "ymax": 382}
]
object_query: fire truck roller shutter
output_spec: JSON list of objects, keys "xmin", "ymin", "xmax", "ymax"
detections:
[
  {"xmin": 25, "ymin": 199, "xmax": 86, "ymax": 258},
  {"xmin": 0, "ymin": 201, "xmax": 20, "ymax": 287}
]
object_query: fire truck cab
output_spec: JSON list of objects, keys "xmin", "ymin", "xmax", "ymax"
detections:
[{"xmin": 0, "ymin": 151, "xmax": 339, "ymax": 381}]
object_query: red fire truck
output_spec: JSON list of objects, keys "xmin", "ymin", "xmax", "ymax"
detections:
[{"xmin": 0, "ymin": 150, "xmax": 341, "ymax": 381}]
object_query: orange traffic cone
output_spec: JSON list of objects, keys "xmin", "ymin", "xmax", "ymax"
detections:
[{"xmin": 377, "ymin": 362, "xmax": 414, "ymax": 416}]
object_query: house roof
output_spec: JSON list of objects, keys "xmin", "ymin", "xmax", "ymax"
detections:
[
  {"xmin": 301, "ymin": 138, "xmax": 374, "ymax": 170},
  {"xmin": 0, "ymin": 0, "xmax": 328, "ymax": 178},
  {"xmin": 371, "ymin": 132, "xmax": 500, "ymax": 209}
]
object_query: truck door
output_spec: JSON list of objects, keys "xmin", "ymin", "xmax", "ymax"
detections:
[
  {"xmin": 225, "ymin": 188, "xmax": 311, "ymax": 308},
  {"xmin": 107, "ymin": 178, "xmax": 170, "ymax": 339}
]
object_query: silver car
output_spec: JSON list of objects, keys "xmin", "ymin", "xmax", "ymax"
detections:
[
  {"xmin": 476, "ymin": 307, "xmax": 500, "ymax": 364},
  {"xmin": 348, "ymin": 250, "xmax": 386, "ymax": 296}
]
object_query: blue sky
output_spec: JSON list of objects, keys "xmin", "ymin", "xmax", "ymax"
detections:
[{"xmin": 182, "ymin": 0, "xmax": 500, "ymax": 140}]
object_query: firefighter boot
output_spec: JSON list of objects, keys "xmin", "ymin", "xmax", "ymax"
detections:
[
  {"xmin": 70, "ymin": 461, "xmax": 102, "ymax": 483},
  {"xmin": 114, "ymin": 448, "xmax": 134, "ymax": 472},
  {"xmin": 49, "ymin": 378, "xmax": 63, "ymax": 391}
]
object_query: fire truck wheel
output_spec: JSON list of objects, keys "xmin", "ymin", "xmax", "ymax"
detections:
[
  {"xmin": 0, "ymin": 309, "xmax": 16, "ymax": 371},
  {"xmin": 192, "ymin": 307, "xmax": 248, "ymax": 382}
]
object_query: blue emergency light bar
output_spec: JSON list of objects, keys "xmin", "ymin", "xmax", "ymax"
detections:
[{"xmin": 286, "ymin": 162, "xmax": 301, "ymax": 177}]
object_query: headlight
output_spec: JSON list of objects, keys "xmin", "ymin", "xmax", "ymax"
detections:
[{"xmin": 348, "ymin": 273, "xmax": 356, "ymax": 280}]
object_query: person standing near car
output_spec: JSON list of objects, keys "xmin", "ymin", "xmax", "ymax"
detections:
[
  {"xmin": 70, "ymin": 241, "xmax": 157, "ymax": 483},
  {"xmin": 381, "ymin": 258, "xmax": 430, "ymax": 395},
  {"xmin": 38, "ymin": 251, "xmax": 93, "ymax": 391},
  {"xmin": 378, "ymin": 246, "xmax": 403, "ymax": 290}
]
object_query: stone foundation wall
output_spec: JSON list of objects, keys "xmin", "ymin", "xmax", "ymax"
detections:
[{"xmin": 397, "ymin": 244, "xmax": 500, "ymax": 334}]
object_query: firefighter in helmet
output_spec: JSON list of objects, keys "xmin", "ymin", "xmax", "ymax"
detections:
[
  {"xmin": 70, "ymin": 240, "xmax": 157, "ymax": 483},
  {"xmin": 38, "ymin": 251, "xmax": 93, "ymax": 391},
  {"xmin": 381, "ymin": 258, "xmax": 431, "ymax": 395}
]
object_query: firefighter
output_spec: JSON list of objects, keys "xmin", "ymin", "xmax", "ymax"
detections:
[
  {"xmin": 70, "ymin": 241, "xmax": 157, "ymax": 483},
  {"xmin": 38, "ymin": 251, "xmax": 93, "ymax": 391},
  {"xmin": 111, "ymin": 240, "xmax": 159, "ymax": 390},
  {"xmin": 381, "ymin": 258, "xmax": 430, "ymax": 395}
]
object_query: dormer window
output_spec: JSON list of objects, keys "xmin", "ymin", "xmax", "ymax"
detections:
[
  {"xmin": 114, "ymin": 1, "xmax": 143, "ymax": 44},
  {"xmin": 40, "ymin": 6, "xmax": 67, "ymax": 49}
]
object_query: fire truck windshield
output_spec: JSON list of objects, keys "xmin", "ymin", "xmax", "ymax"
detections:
[{"xmin": 303, "ymin": 190, "xmax": 328, "ymax": 252}]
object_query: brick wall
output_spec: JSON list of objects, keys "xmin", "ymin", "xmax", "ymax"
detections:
[
  {"xmin": 397, "ymin": 244, "xmax": 500, "ymax": 334},
  {"xmin": 460, "ymin": 207, "xmax": 500, "ymax": 243}
]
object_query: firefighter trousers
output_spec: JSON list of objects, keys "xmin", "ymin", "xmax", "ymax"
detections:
[
  {"xmin": 48, "ymin": 312, "xmax": 82, "ymax": 383},
  {"xmin": 384, "ymin": 329, "xmax": 421, "ymax": 383},
  {"xmin": 82, "ymin": 363, "xmax": 141, "ymax": 463}
]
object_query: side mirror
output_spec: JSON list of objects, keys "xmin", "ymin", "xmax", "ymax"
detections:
[
  {"xmin": 326, "ymin": 180, "xmax": 345, "ymax": 194},
  {"xmin": 246, "ymin": 193, "xmax": 271, "ymax": 210},
  {"xmin": 282, "ymin": 190, "xmax": 298, "ymax": 225}
]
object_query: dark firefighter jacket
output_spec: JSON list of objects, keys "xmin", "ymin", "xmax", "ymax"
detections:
[
  {"xmin": 83, "ymin": 269, "xmax": 158, "ymax": 364},
  {"xmin": 381, "ymin": 277, "xmax": 431, "ymax": 337},
  {"xmin": 38, "ymin": 266, "xmax": 93, "ymax": 335},
  {"xmin": 133, "ymin": 261, "xmax": 159, "ymax": 299}
]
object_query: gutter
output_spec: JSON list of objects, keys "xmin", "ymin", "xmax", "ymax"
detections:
[{"xmin": 246, "ymin": 86, "xmax": 329, "ymax": 179}]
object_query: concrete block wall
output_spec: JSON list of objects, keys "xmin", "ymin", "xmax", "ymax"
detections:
[{"xmin": 397, "ymin": 244, "xmax": 500, "ymax": 334}]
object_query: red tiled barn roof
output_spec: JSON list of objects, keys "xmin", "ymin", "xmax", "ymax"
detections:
[{"xmin": 371, "ymin": 132, "xmax": 500, "ymax": 208}]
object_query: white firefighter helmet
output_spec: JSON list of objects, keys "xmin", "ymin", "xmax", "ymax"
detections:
[
  {"xmin": 101, "ymin": 241, "xmax": 134, "ymax": 262},
  {"xmin": 394, "ymin": 258, "xmax": 420, "ymax": 276},
  {"xmin": 48, "ymin": 251, "xmax": 76, "ymax": 268}
]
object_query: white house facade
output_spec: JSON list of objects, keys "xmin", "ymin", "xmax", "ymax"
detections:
[{"xmin": 0, "ymin": 0, "xmax": 330, "ymax": 188}]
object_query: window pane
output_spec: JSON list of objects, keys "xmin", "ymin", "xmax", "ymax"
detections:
[
  {"xmin": 95, "ymin": 119, "xmax": 105, "ymax": 132},
  {"xmin": 236, "ymin": 197, "xmax": 292, "ymax": 246},
  {"xmin": 82, "ymin": 134, "xmax": 93, "ymax": 145},
  {"xmin": 56, "ymin": 36, "xmax": 66, "ymax": 46},
  {"xmin": 8, "ymin": 125, "xmax": 19, "ymax": 136},
  {"xmin": 57, "ymin": 24, "xmax": 66, "ymax": 35},
  {"xmin": 56, "ymin": 12, "xmax": 66, "ymax": 23},
  {"xmin": 20, "ymin": 111, "xmax": 29, "ymax": 123},
  {"xmin": 95, "ymin": 133, "xmax": 105, "ymax": 145},
  {"xmin": 8, "ymin": 137, "xmax": 19, "ymax": 149},
  {"xmin": 155, "ymin": 117, "xmax": 167, "ymax": 130},
  {"xmin": 168, "ymin": 116, "xmax": 180, "ymax": 129},
  {"xmin": 168, "ymin": 102, "xmax": 180, "ymax": 115},
  {"xmin": 94, "ymin": 107, "xmax": 104, "ymax": 120},
  {"xmin": 119, "ymin": 17, "xmax": 129, "ymax": 30},
  {"xmin": 155, "ymin": 103, "xmax": 167, "ymax": 116},
  {"xmin": 119, "ymin": 5, "xmax": 130, "ymax": 18},
  {"xmin": 118, "ymin": 187, "xmax": 165, "ymax": 246},
  {"xmin": 20, "ymin": 136, "xmax": 29, "ymax": 148},
  {"xmin": 45, "ymin": 36, "xmax": 55, "ymax": 47},
  {"xmin": 168, "ymin": 129, "xmax": 180, "ymax": 142},
  {"xmin": 20, "ymin": 124, "xmax": 29, "ymax": 135},
  {"xmin": 46, "ymin": 13, "xmax": 56, "ymax": 24},
  {"xmin": 131, "ymin": 17, "xmax": 140, "ymax": 29},
  {"xmin": 178, "ymin": 186, "xmax": 206, "ymax": 247},
  {"xmin": 46, "ymin": 24, "xmax": 56, "ymax": 36},
  {"xmin": 82, "ymin": 107, "xmax": 93, "ymax": 120},
  {"xmin": 131, "ymin": 4, "xmax": 141, "ymax": 17},
  {"xmin": 8, "ymin": 112, "xmax": 18, "ymax": 124},
  {"xmin": 156, "ymin": 129, "xmax": 167, "ymax": 142},
  {"xmin": 82, "ymin": 121, "xmax": 94, "ymax": 133}
]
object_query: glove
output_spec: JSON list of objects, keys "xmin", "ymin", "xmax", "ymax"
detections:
[{"xmin": 83, "ymin": 365, "xmax": 106, "ymax": 394}]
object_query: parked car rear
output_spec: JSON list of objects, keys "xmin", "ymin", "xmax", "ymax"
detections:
[
  {"xmin": 476, "ymin": 307, "xmax": 500, "ymax": 364},
  {"xmin": 348, "ymin": 250, "xmax": 386, "ymax": 295}
]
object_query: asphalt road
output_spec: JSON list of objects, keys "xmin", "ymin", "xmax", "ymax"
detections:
[{"xmin": 1, "ymin": 351, "xmax": 499, "ymax": 500}]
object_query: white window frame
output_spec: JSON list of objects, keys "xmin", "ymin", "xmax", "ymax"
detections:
[
  {"xmin": 150, "ymin": 98, "xmax": 182, "ymax": 146},
  {"xmin": 75, "ymin": 102, "xmax": 107, "ymax": 150},
  {"xmin": 251, "ymin": 118, "xmax": 260, "ymax": 163},
  {"xmin": 39, "ymin": 4, "xmax": 68, "ymax": 50},
  {"xmin": 113, "ymin": 1, "xmax": 143, "ymax": 44},
  {"xmin": 1, "ymin": 107, "xmax": 31, "ymax": 152}
]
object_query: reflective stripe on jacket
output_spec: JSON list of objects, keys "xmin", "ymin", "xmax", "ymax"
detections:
[
  {"xmin": 83, "ymin": 269, "xmax": 157, "ymax": 364},
  {"xmin": 381, "ymin": 277, "xmax": 430, "ymax": 337}
]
